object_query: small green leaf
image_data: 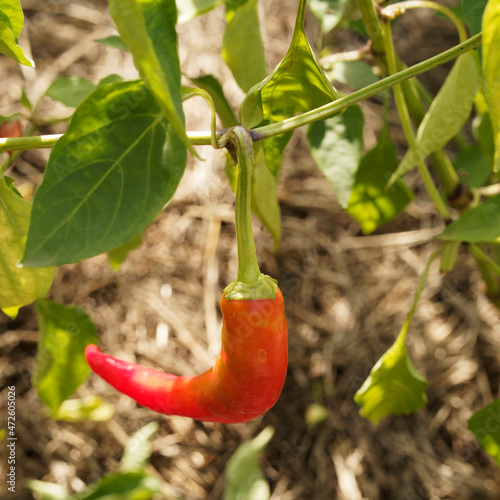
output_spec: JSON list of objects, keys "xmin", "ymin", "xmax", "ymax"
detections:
[
  {"xmin": 46, "ymin": 76, "xmax": 98, "ymax": 108},
  {"xmin": 224, "ymin": 426, "xmax": 274, "ymax": 500},
  {"xmin": 54, "ymin": 396, "xmax": 114, "ymax": 422},
  {"xmin": 437, "ymin": 194, "xmax": 500, "ymax": 243},
  {"xmin": 34, "ymin": 298, "xmax": 99, "ymax": 416},
  {"xmin": 468, "ymin": 399, "xmax": 500, "ymax": 466},
  {"xmin": 2, "ymin": 305, "xmax": 20, "ymax": 318},
  {"xmin": 330, "ymin": 60, "xmax": 380, "ymax": 91},
  {"xmin": 108, "ymin": 232, "xmax": 143, "ymax": 270},
  {"xmin": 482, "ymin": 0, "xmax": 500, "ymax": 172},
  {"xmin": 347, "ymin": 125, "xmax": 413, "ymax": 234},
  {"xmin": 463, "ymin": 0, "xmax": 488, "ymax": 36},
  {"xmin": 20, "ymin": 87, "xmax": 32, "ymax": 110},
  {"xmin": 22, "ymin": 80, "xmax": 187, "ymax": 267},
  {"xmin": 0, "ymin": 0, "xmax": 33, "ymax": 67},
  {"xmin": 75, "ymin": 472, "xmax": 162, "ymax": 500},
  {"xmin": 307, "ymin": 105, "xmax": 364, "ymax": 208},
  {"xmin": 95, "ymin": 35, "xmax": 129, "ymax": 51},
  {"xmin": 223, "ymin": 0, "xmax": 267, "ymax": 93},
  {"xmin": 121, "ymin": 422, "xmax": 159, "ymax": 473},
  {"xmin": 389, "ymin": 52, "xmax": 479, "ymax": 183},
  {"xmin": 109, "ymin": 0, "xmax": 194, "ymax": 155},
  {"xmin": 308, "ymin": 0, "xmax": 350, "ymax": 33},
  {"xmin": 240, "ymin": 0, "xmax": 340, "ymax": 175},
  {"xmin": 354, "ymin": 330, "xmax": 428, "ymax": 425},
  {"xmin": 189, "ymin": 74, "xmax": 238, "ymax": 127},
  {"xmin": 453, "ymin": 146, "xmax": 492, "ymax": 187},
  {"xmin": 251, "ymin": 144, "xmax": 281, "ymax": 247},
  {"xmin": 0, "ymin": 177, "xmax": 55, "ymax": 309},
  {"xmin": 176, "ymin": 0, "xmax": 225, "ymax": 24}
]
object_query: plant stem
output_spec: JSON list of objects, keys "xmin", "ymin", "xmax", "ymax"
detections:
[
  {"xmin": 382, "ymin": 21, "xmax": 450, "ymax": 220},
  {"xmin": 230, "ymin": 127, "xmax": 261, "ymax": 284},
  {"xmin": 0, "ymin": 35, "xmax": 482, "ymax": 154},
  {"xmin": 382, "ymin": 1, "xmax": 467, "ymax": 43},
  {"xmin": 355, "ymin": 0, "xmax": 385, "ymax": 54}
]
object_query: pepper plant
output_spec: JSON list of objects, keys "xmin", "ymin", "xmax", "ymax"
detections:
[{"xmin": 1, "ymin": 0, "xmax": 500, "ymax": 465}]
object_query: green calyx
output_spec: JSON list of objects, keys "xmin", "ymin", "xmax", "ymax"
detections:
[
  {"xmin": 224, "ymin": 273, "xmax": 278, "ymax": 300},
  {"xmin": 221, "ymin": 126, "xmax": 278, "ymax": 301}
]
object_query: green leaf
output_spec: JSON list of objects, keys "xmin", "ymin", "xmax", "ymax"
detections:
[
  {"xmin": 463, "ymin": 0, "xmax": 488, "ymax": 36},
  {"xmin": 54, "ymin": 396, "xmax": 114, "ymax": 422},
  {"xmin": 224, "ymin": 426, "xmax": 274, "ymax": 500},
  {"xmin": 222, "ymin": 0, "xmax": 267, "ymax": 93},
  {"xmin": 354, "ymin": 329, "xmax": 428, "ymax": 425},
  {"xmin": 120, "ymin": 422, "xmax": 159, "ymax": 473},
  {"xmin": 34, "ymin": 298, "xmax": 99, "ymax": 416},
  {"xmin": 307, "ymin": 105, "xmax": 364, "ymax": 208},
  {"xmin": 95, "ymin": 35, "xmax": 129, "ymax": 51},
  {"xmin": 0, "ymin": 0, "xmax": 33, "ymax": 67},
  {"xmin": 473, "ymin": 111, "xmax": 495, "ymax": 168},
  {"xmin": 468, "ymin": 399, "xmax": 500, "ymax": 466},
  {"xmin": 176, "ymin": 0, "xmax": 225, "ymax": 24},
  {"xmin": 437, "ymin": 194, "xmax": 500, "ymax": 243},
  {"xmin": 46, "ymin": 76, "xmax": 98, "ymax": 108},
  {"xmin": 74, "ymin": 472, "xmax": 161, "ymax": 500},
  {"xmin": 20, "ymin": 87, "xmax": 32, "ymax": 110},
  {"xmin": 347, "ymin": 125, "xmax": 413, "ymax": 234},
  {"xmin": 389, "ymin": 52, "xmax": 479, "ymax": 183},
  {"xmin": 109, "ymin": 0, "xmax": 194, "ymax": 155},
  {"xmin": 453, "ymin": 146, "xmax": 492, "ymax": 187},
  {"xmin": 108, "ymin": 232, "xmax": 143, "ymax": 270},
  {"xmin": 0, "ymin": 428, "xmax": 5, "ymax": 442},
  {"xmin": 2, "ymin": 305, "xmax": 20, "ymax": 318},
  {"xmin": 251, "ymin": 144, "xmax": 281, "ymax": 247},
  {"xmin": 22, "ymin": 80, "xmax": 187, "ymax": 267},
  {"xmin": 189, "ymin": 74, "xmax": 238, "ymax": 127},
  {"xmin": 240, "ymin": 4, "xmax": 340, "ymax": 175},
  {"xmin": 308, "ymin": 0, "xmax": 350, "ymax": 33},
  {"xmin": 482, "ymin": 0, "xmax": 500, "ymax": 172},
  {"xmin": 0, "ymin": 177, "xmax": 55, "ymax": 309},
  {"xmin": 330, "ymin": 60, "xmax": 379, "ymax": 91}
]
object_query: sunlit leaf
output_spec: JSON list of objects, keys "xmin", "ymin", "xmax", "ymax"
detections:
[
  {"xmin": 176, "ymin": 0, "xmax": 225, "ymax": 24},
  {"xmin": 34, "ymin": 299, "xmax": 99, "ymax": 416},
  {"xmin": 307, "ymin": 105, "xmax": 364, "ymax": 208},
  {"xmin": 347, "ymin": 125, "xmax": 413, "ymax": 234},
  {"xmin": 121, "ymin": 422, "xmax": 159, "ymax": 472},
  {"xmin": 26, "ymin": 480, "xmax": 68, "ymax": 500},
  {"xmin": 107, "ymin": 232, "xmax": 143, "ymax": 270},
  {"xmin": 240, "ymin": 0, "xmax": 340, "ymax": 175},
  {"xmin": 95, "ymin": 35, "xmax": 129, "ymax": 51},
  {"xmin": 468, "ymin": 399, "xmax": 500, "ymax": 466},
  {"xmin": 0, "ymin": 177, "xmax": 55, "ymax": 309},
  {"xmin": 482, "ymin": 0, "xmax": 500, "ymax": 172},
  {"xmin": 389, "ymin": 52, "xmax": 479, "ymax": 184},
  {"xmin": 0, "ymin": 0, "xmax": 33, "ymax": 67},
  {"xmin": 55, "ymin": 396, "xmax": 114, "ymax": 422},
  {"xmin": 437, "ymin": 194, "xmax": 500, "ymax": 243},
  {"xmin": 354, "ymin": 329, "xmax": 428, "ymax": 425},
  {"xmin": 109, "ymin": 0, "xmax": 193, "ymax": 154},
  {"xmin": 308, "ymin": 0, "xmax": 350, "ymax": 33},
  {"xmin": 189, "ymin": 74, "xmax": 238, "ymax": 127},
  {"xmin": 224, "ymin": 426, "xmax": 274, "ymax": 500},
  {"xmin": 223, "ymin": 0, "xmax": 267, "ymax": 93},
  {"xmin": 251, "ymin": 144, "xmax": 281, "ymax": 247},
  {"xmin": 22, "ymin": 81, "xmax": 187, "ymax": 267},
  {"xmin": 2, "ymin": 305, "xmax": 20, "ymax": 318}
]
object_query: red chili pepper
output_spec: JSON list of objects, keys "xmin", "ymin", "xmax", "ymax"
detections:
[
  {"xmin": 85, "ymin": 127, "xmax": 288, "ymax": 423},
  {"xmin": 85, "ymin": 289, "xmax": 287, "ymax": 423},
  {"xmin": 0, "ymin": 120, "xmax": 22, "ymax": 156}
]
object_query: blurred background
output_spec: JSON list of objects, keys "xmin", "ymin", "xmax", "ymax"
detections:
[{"xmin": 1, "ymin": 0, "xmax": 500, "ymax": 498}]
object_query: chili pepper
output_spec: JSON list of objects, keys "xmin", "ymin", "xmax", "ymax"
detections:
[
  {"xmin": 0, "ymin": 120, "xmax": 22, "ymax": 156},
  {"xmin": 85, "ymin": 127, "xmax": 288, "ymax": 423}
]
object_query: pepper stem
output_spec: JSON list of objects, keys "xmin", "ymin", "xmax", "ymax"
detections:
[{"xmin": 222, "ymin": 127, "xmax": 277, "ymax": 300}]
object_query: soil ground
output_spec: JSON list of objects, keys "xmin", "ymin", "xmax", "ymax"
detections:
[{"xmin": 1, "ymin": 1, "xmax": 500, "ymax": 499}]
